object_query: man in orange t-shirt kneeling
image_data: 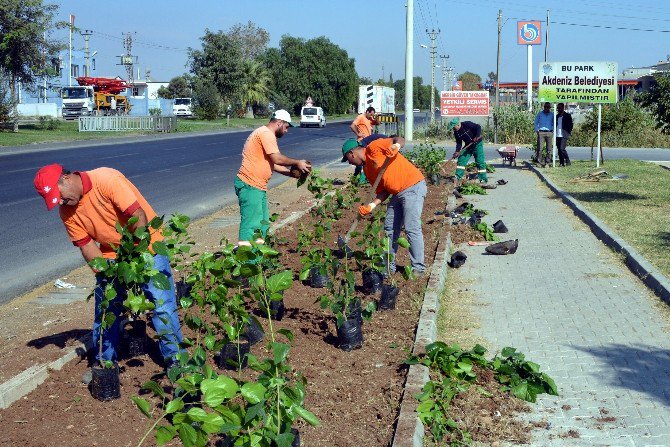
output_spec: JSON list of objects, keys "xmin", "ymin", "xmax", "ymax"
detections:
[
  {"xmin": 33, "ymin": 164, "xmax": 185, "ymax": 369},
  {"xmin": 341, "ymin": 137, "xmax": 427, "ymax": 276},
  {"xmin": 235, "ymin": 110, "xmax": 311, "ymax": 246}
]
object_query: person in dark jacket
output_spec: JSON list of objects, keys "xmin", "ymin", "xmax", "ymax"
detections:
[
  {"xmin": 447, "ymin": 117, "xmax": 489, "ymax": 184},
  {"xmin": 556, "ymin": 103, "xmax": 573, "ymax": 166}
]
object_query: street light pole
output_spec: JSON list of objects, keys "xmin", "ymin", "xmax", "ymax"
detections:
[
  {"xmin": 404, "ymin": 0, "xmax": 414, "ymax": 141},
  {"xmin": 426, "ymin": 28, "xmax": 440, "ymax": 124},
  {"xmin": 495, "ymin": 9, "xmax": 502, "ymax": 144}
]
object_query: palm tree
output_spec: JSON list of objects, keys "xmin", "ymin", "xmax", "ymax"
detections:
[{"xmin": 239, "ymin": 60, "xmax": 270, "ymax": 119}]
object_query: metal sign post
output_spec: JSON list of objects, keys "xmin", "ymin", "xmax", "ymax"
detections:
[{"xmin": 518, "ymin": 21, "xmax": 542, "ymax": 112}]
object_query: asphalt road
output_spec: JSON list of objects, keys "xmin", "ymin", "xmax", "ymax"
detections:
[
  {"xmin": 0, "ymin": 122, "xmax": 354, "ymax": 303},
  {"xmin": 2, "ymin": 117, "xmax": 670, "ymax": 304}
]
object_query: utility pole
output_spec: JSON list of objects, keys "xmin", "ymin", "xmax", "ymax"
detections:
[
  {"xmin": 439, "ymin": 55, "xmax": 449, "ymax": 92},
  {"xmin": 446, "ymin": 67, "xmax": 454, "ymax": 91},
  {"xmin": 545, "ymin": 10, "xmax": 550, "ymax": 62},
  {"xmin": 405, "ymin": 0, "xmax": 414, "ymax": 141},
  {"xmin": 426, "ymin": 28, "xmax": 440, "ymax": 124},
  {"xmin": 495, "ymin": 9, "xmax": 502, "ymax": 144},
  {"xmin": 81, "ymin": 29, "xmax": 92, "ymax": 77}
]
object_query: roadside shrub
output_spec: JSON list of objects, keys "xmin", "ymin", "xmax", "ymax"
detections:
[
  {"xmin": 148, "ymin": 107, "xmax": 162, "ymax": 117},
  {"xmin": 37, "ymin": 116, "xmax": 59, "ymax": 130},
  {"xmin": 637, "ymin": 71, "xmax": 670, "ymax": 133},
  {"xmin": 193, "ymin": 79, "xmax": 221, "ymax": 120},
  {"xmin": 570, "ymin": 96, "xmax": 670, "ymax": 148},
  {"xmin": 487, "ymin": 105, "xmax": 535, "ymax": 145}
]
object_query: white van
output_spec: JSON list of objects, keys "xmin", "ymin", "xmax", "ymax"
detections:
[{"xmin": 300, "ymin": 106, "xmax": 326, "ymax": 128}]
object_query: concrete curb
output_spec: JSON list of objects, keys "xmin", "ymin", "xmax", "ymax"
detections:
[
  {"xmin": 0, "ymin": 334, "xmax": 92, "ymax": 409},
  {"xmin": 392, "ymin": 196, "xmax": 455, "ymax": 447},
  {"xmin": 528, "ymin": 162, "xmax": 670, "ymax": 304}
]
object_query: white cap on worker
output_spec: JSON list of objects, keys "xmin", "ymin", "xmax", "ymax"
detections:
[{"xmin": 272, "ymin": 109, "xmax": 295, "ymax": 127}]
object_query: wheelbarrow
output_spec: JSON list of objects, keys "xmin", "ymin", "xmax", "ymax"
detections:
[{"xmin": 497, "ymin": 146, "xmax": 519, "ymax": 166}]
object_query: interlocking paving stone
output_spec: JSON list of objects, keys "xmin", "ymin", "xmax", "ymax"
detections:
[{"xmin": 454, "ymin": 166, "xmax": 670, "ymax": 446}]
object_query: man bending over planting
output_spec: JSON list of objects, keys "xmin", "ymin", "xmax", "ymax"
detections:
[
  {"xmin": 33, "ymin": 164, "xmax": 185, "ymax": 368},
  {"xmin": 341, "ymin": 137, "xmax": 427, "ymax": 276}
]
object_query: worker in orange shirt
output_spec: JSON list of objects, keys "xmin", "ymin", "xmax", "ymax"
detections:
[
  {"xmin": 349, "ymin": 107, "xmax": 379, "ymax": 183},
  {"xmin": 33, "ymin": 164, "xmax": 185, "ymax": 369},
  {"xmin": 235, "ymin": 109, "xmax": 311, "ymax": 246},
  {"xmin": 341, "ymin": 137, "xmax": 427, "ymax": 276}
]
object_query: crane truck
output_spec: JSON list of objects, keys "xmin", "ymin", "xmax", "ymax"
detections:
[{"xmin": 60, "ymin": 77, "xmax": 132, "ymax": 119}]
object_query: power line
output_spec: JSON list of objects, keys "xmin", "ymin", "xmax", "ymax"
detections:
[
  {"xmin": 507, "ymin": 17, "xmax": 670, "ymax": 33},
  {"xmin": 90, "ymin": 30, "xmax": 189, "ymax": 52}
]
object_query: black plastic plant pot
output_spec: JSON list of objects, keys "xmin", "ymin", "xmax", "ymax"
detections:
[
  {"xmin": 493, "ymin": 220, "xmax": 508, "ymax": 233},
  {"xmin": 121, "ymin": 320, "xmax": 146, "ymax": 358},
  {"xmin": 448, "ymin": 251, "xmax": 468, "ymax": 268},
  {"xmin": 217, "ymin": 340, "xmax": 250, "ymax": 370},
  {"xmin": 308, "ymin": 267, "xmax": 329, "ymax": 288},
  {"xmin": 90, "ymin": 363, "xmax": 121, "ymax": 401},
  {"xmin": 485, "ymin": 239, "xmax": 519, "ymax": 255},
  {"xmin": 453, "ymin": 202, "xmax": 470, "ymax": 215},
  {"xmin": 336, "ymin": 317, "xmax": 364, "ymax": 352},
  {"xmin": 362, "ymin": 269, "xmax": 383, "ymax": 295},
  {"xmin": 242, "ymin": 317, "xmax": 265, "ymax": 346},
  {"xmin": 175, "ymin": 279, "xmax": 193, "ymax": 299},
  {"xmin": 378, "ymin": 284, "xmax": 400, "ymax": 310},
  {"xmin": 268, "ymin": 299, "xmax": 286, "ymax": 321},
  {"xmin": 346, "ymin": 299, "xmax": 363, "ymax": 324},
  {"xmin": 290, "ymin": 428, "xmax": 300, "ymax": 447}
]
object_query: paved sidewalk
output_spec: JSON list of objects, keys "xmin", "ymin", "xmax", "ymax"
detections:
[{"xmin": 454, "ymin": 164, "xmax": 670, "ymax": 446}]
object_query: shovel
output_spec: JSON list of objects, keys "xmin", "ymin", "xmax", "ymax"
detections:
[{"xmin": 337, "ymin": 156, "xmax": 393, "ymax": 254}]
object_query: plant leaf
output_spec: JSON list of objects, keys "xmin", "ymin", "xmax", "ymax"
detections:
[
  {"xmin": 295, "ymin": 405, "xmax": 320, "ymax": 426},
  {"xmin": 155, "ymin": 425, "xmax": 177, "ymax": 446},
  {"xmin": 165, "ymin": 398, "xmax": 184, "ymax": 414},
  {"xmin": 397, "ymin": 236, "xmax": 410, "ymax": 249},
  {"xmin": 241, "ymin": 382, "xmax": 267, "ymax": 404},
  {"xmin": 266, "ymin": 270, "xmax": 293, "ymax": 293},
  {"xmin": 140, "ymin": 380, "xmax": 166, "ymax": 399},
  {"xmin": 272, "ymin": 342, "xmax": 291, "ymax": 364},
  {"xmin": 132, "ymin": 396, "xmax": 152, "ymax": 418},
  {"xmin": 151, "ymin": 272, "xmax": 171, "ymax": 290},
  {"xmin": 201, "ymin": 376, "xmax": 239, "ymax": 407}
]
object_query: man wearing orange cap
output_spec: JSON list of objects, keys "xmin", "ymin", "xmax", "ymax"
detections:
[
  {"xmin": 341, "ymin": 137, "xmax": 427, "ymax": 276},
  {"xmin": 235, "ymin": 109, "xmax": 311, "ymax": 246},
  {"xmin": 33, "ymin": 164, "xmax": 184, "ymax": 367}
]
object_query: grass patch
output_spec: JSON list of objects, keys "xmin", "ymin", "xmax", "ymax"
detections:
[
  {"xmin": 540, "ymin": 159, "xmax": 670, "ymax": 278},
  {"xmin": 437, "ymin": 273, "xmax": 487, "ymax": 349}
]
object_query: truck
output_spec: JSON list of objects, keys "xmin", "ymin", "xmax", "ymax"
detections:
[
  {"xmin": 357, "ymin": 85, "xmax": 395, "ymax": 115},
  {"xmin": 60, "ymin": 77, "xmax": 131, "ymax": 119},
  {"xmin": 172, "ymin": 98, "xmax": 193, "ymax": 117}
]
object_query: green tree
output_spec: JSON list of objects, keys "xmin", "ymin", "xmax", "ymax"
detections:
[
  {"xmin": 262, "ymin": 35, "xmax": 358, "ymax": 114},
  {"xmin": 192, "ymin": 78, "xmax": 221, "ymax": 120},
  {"xmin": 0, "ymin": 0, "xmax": 64, "ymax": 131},
  {"xmin": 157, "ymin": 75, "xmax": 191, "ymax": 100},
  {"xmin": 239, "ymin": 59, "xmax": 270, "ymax": 118},
  {"xmin": 638, "ymin": 72, "xmax": 670, "ymax": 133},
  {"xmin": 226, "ymin": 21, "xmax": 270, "ymax": 59},
  {"xmin": 188, "ymin": 29, "xmax": 244, "ymax": 101},
  {"xmin": 393, "ymin": 77, "xmax": 433, "ymax": 111},
  {"xmin": 458, "ymin": 71, "xmax": 482, "ymax": 91}
]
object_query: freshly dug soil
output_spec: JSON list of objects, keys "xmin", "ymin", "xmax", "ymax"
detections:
[{"xmin": 0, "ymin": 163, "xmax": 538, "ymax": 447}]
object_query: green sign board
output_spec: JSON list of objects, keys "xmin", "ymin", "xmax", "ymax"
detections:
[{"xmin": 538, "ymin": 61, "xmax": 618, "ymax": 104}]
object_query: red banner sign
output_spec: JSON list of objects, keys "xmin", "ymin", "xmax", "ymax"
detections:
[{"xmin": 440, "ymin": 91, "xmax": 489, "ymax": 117}]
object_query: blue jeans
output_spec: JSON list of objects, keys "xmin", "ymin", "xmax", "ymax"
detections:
[
  {"xmin": 93, "ymin": 254, "xmax": 184, "ymax": 362},
  {"xmin": 385, "ymin": 180, "xmax": 427, "ymax": 273}
]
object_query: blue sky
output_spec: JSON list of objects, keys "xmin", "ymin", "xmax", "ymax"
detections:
[{"xmin": 55, "ymin": 0, "xmax": 669, "ymax": 85}]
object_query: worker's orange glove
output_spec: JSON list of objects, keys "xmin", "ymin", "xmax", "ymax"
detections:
[{"xmin": 358, "ymin": 202, "xmax": 377, "ymax": 217}]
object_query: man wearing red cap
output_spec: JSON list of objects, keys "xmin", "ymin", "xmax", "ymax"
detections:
[{"xmin": 33, "ymin": 164, "xmax": 184, "ymax": 367}]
